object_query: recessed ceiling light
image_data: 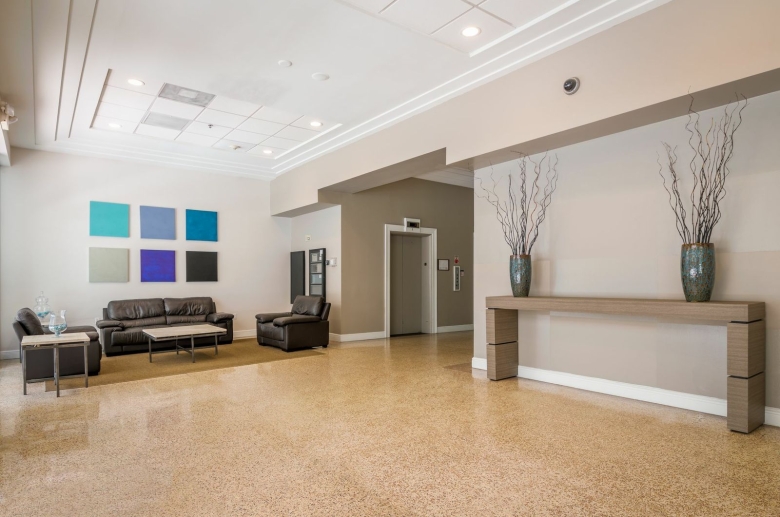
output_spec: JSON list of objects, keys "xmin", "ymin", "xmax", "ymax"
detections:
[
  {"xmin": 461, "ymin": 26, "xmax": 481, "ymax": 37},
  {"xmin": 262, "ymin": 149, "xmax": 273, "ymax": 155},
  {"xmin": 127, "ymin": 78, "xmax": 145, "ymax": 86},
  {"xmin": 278, "ymin": 60, "xmax": 292, "ymax": 68},
  {"xmin": 108, "ymin": 123, "xmax": 122, "ymax": 129},
  {"xmin": 312, "ymin": 73, "xmax": 330, "ymax": 81},
  {"xmin": 310, "ymin": 121, "xmax": 323, "ymax": 127}
]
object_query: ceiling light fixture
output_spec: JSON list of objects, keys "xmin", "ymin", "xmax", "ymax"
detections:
[
  {"xmin": 263, "ymin": 149, "xmax": 273, "ymax": 155},
  {"xmin": 310, "ymin": 121, "xmax": 323, "ymax": 127},
  {"xmin": 108, "ymin": 123, "xmax": 122, "ymax": 129},
  {"xmin": 127, "ymin": 78, "xmax": 145, "ymax": 86},
  {"xmin": 461, "ymin": 26, "xmax": 481, "ymax": 37},
  {"xmin": 278, "ymin": 59, "xmax": 292, "ymax": 67},
  {"xmin": 229, "ymin": 144, "xmax": 241, "ymax": 150},
  {"xmin": 311, "ymin": 73, "xmax": 330, "ymax": 81}
]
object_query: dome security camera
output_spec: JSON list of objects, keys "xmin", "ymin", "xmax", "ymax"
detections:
[{"xmin": 563, "ymin": 77, "xmax": 580, "ymax": 95}]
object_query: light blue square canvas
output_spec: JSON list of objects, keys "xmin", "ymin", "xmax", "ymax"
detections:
[
  {"xmin": 140, "ymin": 206, "xmax": 176, "ymax": 240},
  {"xmin": 90, "ymin": 201, "xmax": 130, "ymax": 238},
  {"xmin": 186, "ymin": 209, "xmax": 218, "ymax": 242}
]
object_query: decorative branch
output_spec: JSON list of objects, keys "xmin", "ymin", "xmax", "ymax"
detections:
[
  {"xmin": 658, "ymin": 94, "xmax": 747, "ymax": 244},
  {"xmin": 476, "ymin": 153, "xmax": 559, "ymax": 255}
]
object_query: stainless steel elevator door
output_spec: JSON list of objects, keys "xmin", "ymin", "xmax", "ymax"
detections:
[{"xmin": 390, "ymin": 234, "xmax": 422, "ymax": 336}]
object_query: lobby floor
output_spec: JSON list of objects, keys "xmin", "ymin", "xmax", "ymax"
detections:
[{"xmin": 1, "ymin": 332, "xmax": 778, "ymax": 516}]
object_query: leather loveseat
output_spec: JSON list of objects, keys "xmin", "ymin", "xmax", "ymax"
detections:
[
  {"xmin": 255, "ymin": 295, "xmax": 330, "ymax": 352},
  {"xmin": 13, "ymin": 308, "xmax": 102, "ymax": 379},
  {"xmin": 97, "ymin": 297, "xmax": 234, "ymax": 356}
]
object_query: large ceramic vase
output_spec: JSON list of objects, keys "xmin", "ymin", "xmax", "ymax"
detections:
[
  {"xmin": 510, "ymin": 254, "xmax": 532, "ymax": 297},
  {"xmin": 681, "ymin": 243, "xmax": 715, "ymax": 302}
]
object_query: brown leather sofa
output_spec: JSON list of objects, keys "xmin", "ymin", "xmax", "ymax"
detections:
[
  {"xmin": 255, "ymin": 296, "xmax": 330, "ymax": 352},
  {"xmin": 96, "ymin": 297, "xmax": 234, "ymax": 356},
  {"xmin": 12, "ymin": 308, "xmax": 102, "ymax": 379}
]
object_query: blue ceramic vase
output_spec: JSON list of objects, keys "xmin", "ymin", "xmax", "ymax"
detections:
[
  {"xmin": 510, "ymin": 254, "xmax": 532, "ymax": 297},
  {"xmin": 681, "ymin": 243, "xmax": 715, "ymax": 302}
]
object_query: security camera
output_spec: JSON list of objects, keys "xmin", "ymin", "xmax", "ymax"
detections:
[{"xmin": 563, "ymin": 77, "xmax": 580, "ymax": 95}]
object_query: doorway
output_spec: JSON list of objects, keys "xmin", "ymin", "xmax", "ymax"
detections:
[{"xmin": 384, "ymin": 224, "xmax": 437, "ymax": 337}]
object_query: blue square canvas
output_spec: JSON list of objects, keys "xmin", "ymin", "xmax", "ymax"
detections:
[
  {"xmin": 186, "ymin": 209, "xmax": 218, "ymax": 242},
  {"xmin": 90, "ymin": 201, "xmax": 129, "ymax": 238},
  {"xmin": 140, "ymin": 206, "xmax": 176, "ymax": 240},
  {"xmin": 140, "ymin": 249, "xmax": 176, "ymax": 282}
]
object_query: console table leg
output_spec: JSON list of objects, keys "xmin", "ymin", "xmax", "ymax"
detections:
[{"xmin": 727, "ymin": 320, "xmax": 766, "ymax": 433}]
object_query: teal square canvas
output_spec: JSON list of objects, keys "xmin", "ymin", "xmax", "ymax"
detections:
[
  {"xmin": 90, "ymin": 201, "xmax": 130, "ymax": 238},
  {"xmin": 186, "ymin": 209, "xmax": 218, "ymax": 242}
]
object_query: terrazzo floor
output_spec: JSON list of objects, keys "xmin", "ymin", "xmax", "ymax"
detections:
[{"xmin": 1, "ymin": 332, "xmax": 778, "ymax": 516}]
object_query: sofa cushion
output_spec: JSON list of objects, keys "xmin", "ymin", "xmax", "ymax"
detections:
[
  {"xmin": 164, "ymin": 297, "xmax": 213, "ymax": 317},
  {"xmin": 291, "ymin": 296, "xmax": 324, "ymax": 317},
  {"xmin": 258, "ymin": 322, "xmax": 285, "ymax": 341},
  {"xmin": 166, "ymin": 314, "xmax": 207, "ymax": 325},
  {"xmin": 273, "ymin": 315, "xmax": 322, "ymax": 327},
  {"xmin": 107, "ymin": 298, "xmax": 165, "ymax": 321},
  {"xmin": 121, "ymin": 316, "xmax": 167, "ymax": 328},
  {"xmin": 111, "ymin": 325, "xmax": 168, "ymax": 345},
  {"xmin": 16, "ymin": 308, "xmax": 44, "ymax": 336}
]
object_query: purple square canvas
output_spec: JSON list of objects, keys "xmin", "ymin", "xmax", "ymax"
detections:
[{"xmin": 141, "ymin": 250, "xmax": 176, "ymax": 282}]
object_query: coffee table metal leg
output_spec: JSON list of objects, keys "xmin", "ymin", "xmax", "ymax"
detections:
[
  {"xmin": 54, "ymin": 346, "xmax": 60, "ymax": 397},
  {"xmin": 214, "ymin": 334, "xmax": 218, "ymax": 355},
  {"xmin": 84, "ymin": 342, "xmax": 89, "ymax": 388},
  {"xmin": 191, "ymin": 336, "xmax": 195, "ymax": 363},
  {"xmin": 22, "ymin": 348, "xmax": 27, "ymax": 395},
  {"xmin": 176, "ymin": 337, "xmax": 179, "ymax": 355},
  {"xmin": 149, "ymin": 337, "xmax": 153, "ymax": 363}
]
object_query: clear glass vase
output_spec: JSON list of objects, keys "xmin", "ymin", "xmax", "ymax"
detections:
[
  {"xmin": 48, "ymin": 310, "xmax": 68, "ymax": 337},
  {"xmin": 33, "ymin": 291, "xmax": 51, "ymax": 323}
]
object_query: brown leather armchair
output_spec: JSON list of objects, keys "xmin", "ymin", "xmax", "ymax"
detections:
[{"xmin": 256, "ymin": 296, "xmax": 330, "ymax": 352}]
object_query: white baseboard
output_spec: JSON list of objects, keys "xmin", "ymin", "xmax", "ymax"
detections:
[
  {"xmin": 233, "ymin": 329, "xmax": 255, "ymax": 340},
  {"xmin": 437, "ymin": 324, "xmax": 474, "ymax": 333},
  {"xmin": 471, "ymin": 358, "xmax": 778, "ymax": 427},
  {"xmin": 1, "ymin": 349, "xmax": 20, "ymax": 360},
  {"xmin": 329, "ymin": 331, "xmax": 387, "ymax": 343}
]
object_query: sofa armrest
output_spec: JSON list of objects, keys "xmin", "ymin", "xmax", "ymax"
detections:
[
  {"xmin": 256, "ymin": 312, "xmax": 291, "ymax": 323},
  {"xmin": 96, "ymin": 319, "xmax": 123, "ymax": 329},
  {"xmin": 207, "ymin": 312, "xmax": 234, "ymax": 324},
  {"xmin": 273, "ymin": 315, "xmax": 321, "ymax": 327}
]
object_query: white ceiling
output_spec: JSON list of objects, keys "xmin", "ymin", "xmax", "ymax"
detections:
[{"xmin": 0, "ymin": 0, "xmax": 670, "ymax": 180}]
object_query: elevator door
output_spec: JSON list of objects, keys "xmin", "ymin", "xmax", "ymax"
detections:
[{"xmin": 390, "ymin": 234, "xmax": 422, "ymax": 336}]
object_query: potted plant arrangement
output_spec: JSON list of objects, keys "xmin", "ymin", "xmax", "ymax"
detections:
[
  {"xmin": 477, "ymin": 153, "xmax": 559, "ymax": 297},
  {"xmin": 657, "ymin": 96, "xmax": 747, "ymax": 302}
]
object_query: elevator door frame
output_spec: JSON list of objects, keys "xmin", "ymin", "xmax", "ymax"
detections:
[{"xmin": 384, "ymin": 224, "xmax": 437, "ymax": 338}]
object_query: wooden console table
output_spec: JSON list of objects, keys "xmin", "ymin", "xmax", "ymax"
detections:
[{"xmin": 485, "ymin": 296, "xmax": 766, "ymax": 434}]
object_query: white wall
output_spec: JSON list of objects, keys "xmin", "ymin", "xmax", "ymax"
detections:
[
  {"xmin": 0, "ymin": 148, "xmax": 291, "ymax": 357},
  {"xmin": 290, "ymin": 206, "xmax": 341, "ymax": 334},
  {"xmin": 474, "ymin": 91, "xmax": 780, "ymax": 409}
]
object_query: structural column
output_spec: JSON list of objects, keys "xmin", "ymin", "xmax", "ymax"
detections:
[
  {"xmin": 486, "ymin": 308, "xmax": 518, "ymax": 381},
  {"xmin": 726, "ymin": 320, "xmax": 766, "ymax": 433}
]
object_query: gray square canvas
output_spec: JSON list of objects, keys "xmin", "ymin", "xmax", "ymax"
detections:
[{"xmin": 89, "ymin": 247, "xmax": 129, "ymax": 283}]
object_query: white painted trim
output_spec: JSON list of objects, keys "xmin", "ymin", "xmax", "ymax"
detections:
[
  {"xmin": 329, "ymin": 331, "xmax": 386, "ymax": 343},
  {"xmin": 470, "ymin": 359, "xmax": 779, "ymax": 427},
  {"xmin": 1, "ymin": 350, "xmax": 20, "ymax": 360},
  {"xmin": 438, "ymin": 324, "xmax": 474, "ymax": 333},
  {"xmin": 384, "ymin": 224, "xmax": 437, "ymax": 338},
  {"xmin": 233, "ymin": 330, "xmax": 256, "ymax": 340}
]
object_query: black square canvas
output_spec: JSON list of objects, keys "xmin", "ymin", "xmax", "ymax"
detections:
[{"xmin": 186, "ymin": 251, "xmax": 218, "ymax": 282}]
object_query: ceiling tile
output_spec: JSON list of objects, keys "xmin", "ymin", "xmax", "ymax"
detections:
[
  {"xmin": 96, "ymin": 102, "xmax": 146, "ymax": 123},
  {"xmin": 135, "ymin": 124, "xmax": 181, "ymax": 140},
  {"xmin": 247, "ymin": 145, "xmax": 284, "ymax": 157},
  {"xmin": 106, "ymin": 72, "xmax": 165, "ymax": 96},
  {"xmin": 212, "ymin": 139, "xmax": 250, "ymax": 152},
  {"xmin": 290, "ymin": 115, "xmax": 334, "ymax": 132},
  {"xmin": 382, "ymin": 0, "xmax": 471, "ymax": 35},
  {"xmin": 238, "ymin": 117, "xmax": 286, "ymax": 136},
  {"xmin": 143, "ymin": 112, "xmax": 191, "ymax": 131},
  {"xmin": 479, "ymin": 0, "xmax": 570, "ymax": 28},
  {"xmin": 101, "ymin": 86, "xmax": 155, "ymax": 111},
  {"xmin": 149, "ymin": 97, "xmax": 204, "ymax": 119},
  {"xmin": 185, "ymin": 121, "xmax": 232, "ymax": 139},
  {"xmin": 208, "ymin": 96, "xmax": 261, "ymax": 116},
  {"xmin": 175, "ymin": 132, "xmax": 220, "ymax": 147},
  {"xmin": 340, "ymin": 0, "xmax": 396, "ymax": 14},
  {"xmin": 92, "ymin": 116, "xmax": 136, "ymax": 133},
  {"xmin": 196, "ymin": 109, "xmax": 247, "ymax": 128},
  {"xmin": 432, "ymin": 7, "xmax": 514, "ymax": 52},
  {"xmin": 226, "ymin": 129, "xmax": 267, "ymax": 145},
  {"xmin": 252, "ymin": 106, "xmax": 301, "ymax": 125},
  {"xmin": 258, "ymin": 136, "xmax": 300, "ymax": 150},
  {"xmin": 275, "ymin": 126, "xmax": 319, "ymax": 142}
]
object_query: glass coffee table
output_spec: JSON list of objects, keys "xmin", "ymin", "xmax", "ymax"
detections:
[
  {"xmin": 21, "ymin": 332, "xmax": 91, "ymax": 397},
  {"xmin": 143, "ymin": 324, "xmax": 227, "ymax": 363}
]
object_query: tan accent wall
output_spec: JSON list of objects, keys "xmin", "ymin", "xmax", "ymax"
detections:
[
  {"xmin": 325, "ymin": 179, "xmax": 473, "ymax": 335},
  {"xmin": 271, "ymin": 0, "xmax": 780, "ymax": 216}
]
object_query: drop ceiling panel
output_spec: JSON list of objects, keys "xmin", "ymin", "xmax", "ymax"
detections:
[
  {"xmin": 259, "ymin": 136, "xmax": 299, "ymax": 150},
  {"xmin": 143, "ymin": 112, "xmax": 190, "ymax": 130},
  {"xmin": 176, "ymin": 132, "xmax": 220, "ymax": 147},
  {"xmin": 432, "ymin": 7, "xmax": 513, "ymax": 53},
  {"xmin": 382, "ymin": 0, "xmax": 472, "ymax": 35},
  {"xmin": 291, "ymin": 115, "xmax": 333, "ymax": 132},
  {"xmin": 96, "ymin": 102, "xmax": 146, "ymax": 123},
  {"xmin": 238, "ymin": 117, "xmax": 286, "ymax": 136},
  {"xmin": 92, "ymin": 116, "xmax": 136, "ymax": 133},
  {"xmin": 252, "ymin": 106, "xmax": 301, "ymax": 125},
  {"xmin": 340, "ymin": 0, "xmax": 395, "ymax": 13},
  {"xmin": 226, "ymin": 129, "xmax": 267, "ymax": 145},
  {"xmin": 212, "ymin": 139, "xmax": 250, "ymax": 152},
  {"xmin": 135, "ymin": 123, "xmax": 180, "ymax": 140},
  {"xmin": 208, "ymin": 96, "xmax": 261, "ymax": 116},
  {"xmin": 149, "ymin": 97, "xmax": 204, "ymax": 119},
  {"xmin": 275, "ymin": 126, "xmax": 318, "ymax": 142},
  {"xmin": 101, "ymin": 86, "xmax": 155, "ymax": 110},
  {"xmin": 196, "ymin": 109, "xmax": 247, "ymax": 128},
  {"xmin": 184, "ymin": 121, "xmax": 232, "ymax": 139},
  {"xmin": 106, "ymin": 72, "xmax": 165, "ymax": 96},
  {"xmin": 248, "ymin": 145, "xmax": 284, "ymax": 156},
  {"xmin": 480, "ymin": 0, "xmax": 569, "ymax": 27}
]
